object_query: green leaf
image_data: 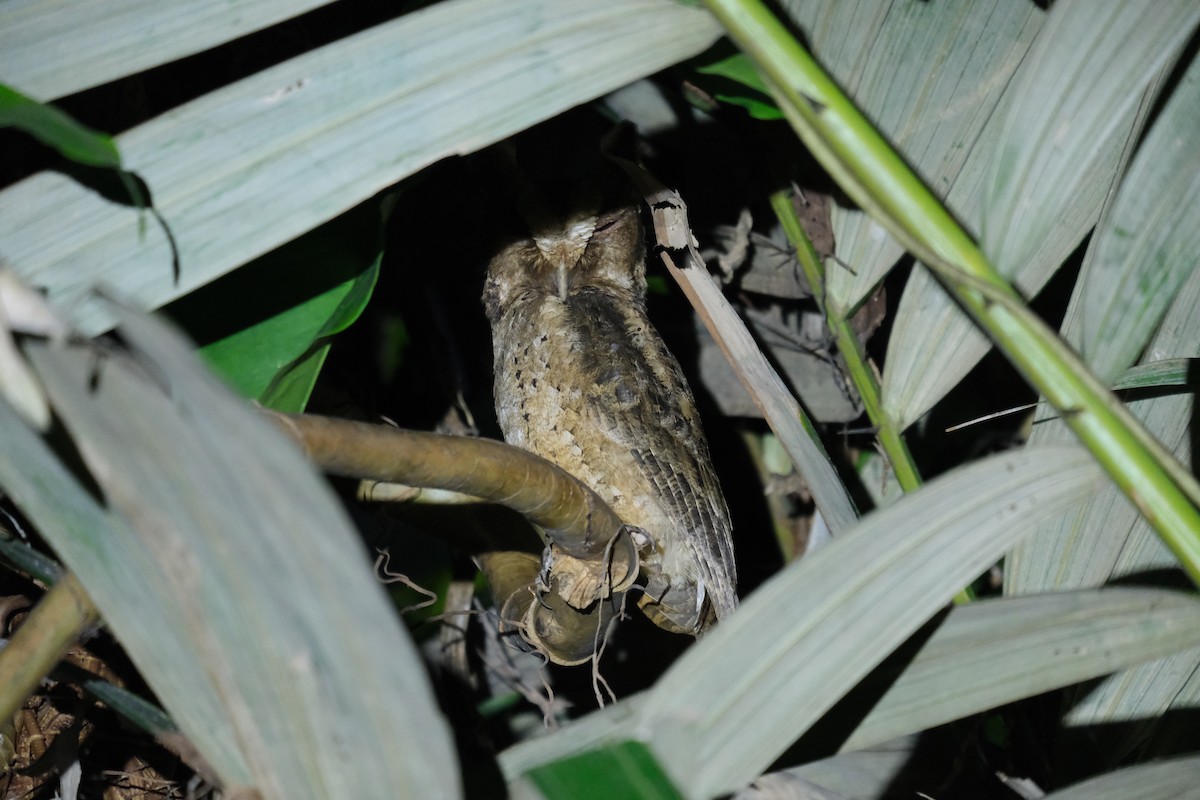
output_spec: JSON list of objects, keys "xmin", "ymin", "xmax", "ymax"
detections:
[
  {"xmin": 0, "ymin": 0, "xmax": 722, "ymax": 336},
  {"xmin": 1041, "ymin": 756, "xmax": 1200, "ymax": 800},
  {"xmin": 0, "ymin": 0, "xmax": 340, "ymax": 101},
  {"xmin": 776, "ymin": 0, "xmax": 1045, "ymax": 313},
  {"xmin": 694, "ymin": 53, "xmax": 783, "ymax": 119},
  {"xmin": 637, "ymin": 446, "xmax": 1101, "ymax": 798},
  {"xmin": 883, "ymin": 0, "xmax": 1199, "ymax": 430},
  {"xmin": 167, "ymin": 199, "xmax": 385, "ymax": 409},
  {"xmin": 1113, "ymin": 359, "xmax": 1194, "ymax": 392},
  {"xmin": 78, "ymin": 680, "xmax": 178, "ymax": 738},
  {"xmin": 526, "ymin": 741, "xmax": 683, "ymax": 800},
  {"xmin": 839, "ymin": 588, "xmax": 1200, "ymax": 753},
  {"xmin": 500, "ymin": 588, "xmax": 1200, "ymax": 789},
  {"xmin": 259, "ymin": 343, "xmax": 332, "ymax": 413},
  {"xmin": 0, "ymin": 524, "xmax": 62, "ymax": 585},
  {"xmin": 0, "ymin": 83, "xmax": 120, "ymax": 168},
  {"xmin": 3, "ymin": 303, "xmax": 461, "ymax": 797},
  {"xmin": 1074, "ymin": 50, "xmax": 1200, "ymax": 384},
  {"xmin": 712, "ymin": 92, "xmax": 784, "ymax": 121}
]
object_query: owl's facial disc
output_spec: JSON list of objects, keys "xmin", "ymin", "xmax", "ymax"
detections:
[{"xmin": 534, "ymin": 216, "xmax": 598, "ymax": 301}]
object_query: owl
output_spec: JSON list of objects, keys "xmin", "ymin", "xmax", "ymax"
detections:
[{"xmin": 482, "ymin": 195, "xmax": 737, "ymax": 635}]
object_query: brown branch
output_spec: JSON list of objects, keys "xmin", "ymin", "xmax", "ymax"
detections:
[
  {"xmin": 265, "ymin": 411, "xmax": 640, "ymax": 666},
  {"xmin": 0, "ymin": 572, "xmax": 98, "ymax": 722}
]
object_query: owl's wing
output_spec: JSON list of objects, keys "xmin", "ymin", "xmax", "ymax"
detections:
[{"xmin": 571, "ymin": 290, "xmax": 738, "ymax": 628}]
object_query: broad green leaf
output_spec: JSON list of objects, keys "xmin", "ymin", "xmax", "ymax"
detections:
[
  {"xmin": 1009, "ymin": 222, "xmax": 1200, "ymax": 752},
  {"xmin": 10, "ymin": 303, "xmax": 460, "ymax": 798},
  {"xmin": 637, "ymin": 446, "xmax": 1101, "ymax": 798},
  {"xmin": 259, "ymin": 343, "xmax": 332, "ymax": 413},
  {"xmin": 0, "ymin": 83, "xmax": 120, "ymax": 168},
  {"xmin": 167, "ymin": 198, "xmax": 386, "ymax": 408},
  {"xmin": 839, "ymin": 588, "xmax": 1200, "ymax": 753},
  {"xmin": 882, "ymin": 0, "xmax": 1199, "ymax": 430},
  {"xmin": 526, "ymin": 741, "xmax": 683, "ymax": 800},
  {"xmin": 776, "ymin": 0, "xmax": 1044, "ymax": 313},
  {"xmin": 0, "ymin": 393, "xmax": 252, "ymax": 782},
  {"xmin": 501, "ymin": 587, "xmax": 1200, "ymax": 794},
  {"xmin": 1009, "ymin": 221, "xmax": 1200, "ymax": 594},
  {"xmin": 1041, "ymin": 756, "xmax": 1200, "ymax": 800},
  {"xmin": 0, "ymin": 0, "xmax": 722, "ymax": 336},
  {"xmin": 1075, "ymin": 51, "xmax": 1200, "ymax": 384},
  {"xmin": 693, "ymin": 53, "xmax": 783, "ymax": 120},
  {"xmin": 981, "ymin": 2, "xmax": 1199, "ymax": 278},
  {"xmin": 0, "ymin": 0, "xmax": 337, "ymax": 101}
]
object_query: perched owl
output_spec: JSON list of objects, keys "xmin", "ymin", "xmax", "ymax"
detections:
[{"xmin": 483, "ymin": 193, "xmax": 737, "ymax": 635}]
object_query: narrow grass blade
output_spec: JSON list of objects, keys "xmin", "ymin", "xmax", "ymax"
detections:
[{"xmin": 1113, "ymin": 359, "xmax": 1194, "ymax": 392}]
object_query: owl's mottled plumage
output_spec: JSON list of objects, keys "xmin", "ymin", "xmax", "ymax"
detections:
[{"xmin": 483, "ymin": 201, "xmax": 737, "ymax": 634}]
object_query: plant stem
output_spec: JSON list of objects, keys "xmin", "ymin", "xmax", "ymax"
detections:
[
  {"xmin": 769, "ymin": 190, "xmax": 921, "ymax": 494},
  {"xmin": 770, "ymin": 191, "xmax": 974, "ymax": 603},
  {"xmin": 0, "ymin": 572, "xmax": 98, "ymax": 723}
]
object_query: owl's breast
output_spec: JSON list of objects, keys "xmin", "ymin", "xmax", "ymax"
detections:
[{"xmin": 491, "ymin": 294, "xmax": 647, "ymax": 512}]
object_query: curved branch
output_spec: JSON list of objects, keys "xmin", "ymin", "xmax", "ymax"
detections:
[{"xmin": 265, "ymin": 411, "xmax": 641, "ymax": 666}]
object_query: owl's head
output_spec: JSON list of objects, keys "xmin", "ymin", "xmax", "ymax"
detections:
[{"xmin": 483, "ymin": 201, "xmax": 647, "ymax": 320}]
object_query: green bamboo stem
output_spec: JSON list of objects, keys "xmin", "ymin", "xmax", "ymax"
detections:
[
  {"xmin": 770, "ymin": 191, "xmax": 973, "ymax": 603},
  {"xmin": 768, "ymin": 190, "xmax": 921, "ymax": 495},
  {"xmin": 706, "ymin": 0, "xmax": 1200, "ymax": 586}
]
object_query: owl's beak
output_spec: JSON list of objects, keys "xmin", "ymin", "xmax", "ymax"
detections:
[
  {"xmin": 534, "ymin": 216, "xmax": 595, "ymax": 302},
  {"xmin": 556, "ymin": 263, "xmax": 569, "ymax": 301}
]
